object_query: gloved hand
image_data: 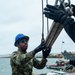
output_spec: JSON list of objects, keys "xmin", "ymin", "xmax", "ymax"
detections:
[
  {"xmin": 44, "ymin": 4, "xmax": 75, "ymax": 43},
  {"xmin": 71, "ymin": 4, "xmax": 75, "ymax": 16},
  {"xmin": 42, "ymin": 46, "xmax": 51, "ymax": 58},
  {"xmin": 43, "ymin": 4, "xmax": 68, "ymax": 25},
  {"xmin": 60, "ymin": 58, "xmax": 70, "ymax": 65},
  {"xmin": 34, "ymin": 41, "xmax": 46, "ymax": 54}
]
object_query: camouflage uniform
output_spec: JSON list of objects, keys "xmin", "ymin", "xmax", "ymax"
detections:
[{"xmin": 10, "ymin": 50, "xmax": 47, "ymax": 75}]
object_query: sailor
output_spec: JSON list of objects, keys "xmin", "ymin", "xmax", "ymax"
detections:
[
  {"xmin": 43, "ymin": 4, "xmax": 75, "ymax": 66},
  {"xmin": 10, "ymin": 33, "xmax": 51, "ymax": 75}
]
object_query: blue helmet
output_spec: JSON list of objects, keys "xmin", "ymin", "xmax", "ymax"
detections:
[{"xmin": 14, "ymin": 33, "xmax": 29, "ymax": 46}]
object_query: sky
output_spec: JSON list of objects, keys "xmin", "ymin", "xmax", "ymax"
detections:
[{"xmin": 0, "ymin": 0, "xmax": 75, "ymax": 55}]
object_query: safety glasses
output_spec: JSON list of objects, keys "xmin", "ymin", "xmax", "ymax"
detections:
[{"xmin": 19, "ymin": 39, "xmax": 28, "ymax": 43}]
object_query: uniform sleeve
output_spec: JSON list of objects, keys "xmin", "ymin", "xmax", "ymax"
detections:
[
  {"xmin": 10, "ymin": 51, "xmax": 34, "ymax": 65},
  {"xmin": 62, "ymin": 17, "xmax": 75, "ymax": 42},
  {"xmin": 33, "ymin": 57, "xmax": 47, "ymax": 69}
]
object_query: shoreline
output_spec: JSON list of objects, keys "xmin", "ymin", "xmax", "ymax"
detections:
[{"xmin": 37, "ymin": 72, "xmax": 75, "ymax": 75}]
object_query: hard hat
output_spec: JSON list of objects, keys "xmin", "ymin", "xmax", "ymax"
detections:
[{"xmin": 14, "ymin": 33, "xmax": 29, "ymax": 46}]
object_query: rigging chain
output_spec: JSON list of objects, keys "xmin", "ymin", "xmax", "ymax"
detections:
[{"xmin": 55, "ymin": 0, "xmax": 73, "ymax": 16}]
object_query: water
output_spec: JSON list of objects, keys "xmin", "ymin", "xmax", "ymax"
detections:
[
  {"xmin": 0, "ymin": 58, "xmax": 60, "ymax": 75},
  {"xmin": 0, "ymin": 58, "xmax": 11, "ymax": 75}
]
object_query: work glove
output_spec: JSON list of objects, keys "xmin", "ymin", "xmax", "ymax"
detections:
[
  {"xmin": 71, "ymin": 4, "xmax": 75, "ymax": 16},
  {"xmin": 60, "ymin": 58, "xmax": 70, "ymax": 65},
  {"xmin": 43, "ymin": 4, "xmax": 68, "ymax": 25},
  {"xmin": 44, "ymin": 4, "xmax": 75, "ymax": 43},
  {"xmin": 42, "ymin": 46, "xmax": 51, "ymax": 58},
  {"xmin": 34, "ymin": 41, "xmax": 46, "ymax": 54}
]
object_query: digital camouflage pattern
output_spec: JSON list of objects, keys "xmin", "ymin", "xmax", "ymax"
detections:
[{"xmin": 10, "ymin": 50, "xmax": 47, "ymax": 75}]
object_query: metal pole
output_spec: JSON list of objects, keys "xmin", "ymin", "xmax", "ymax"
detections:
[
  {"xmin": 46, "ymin": 0, "xmax": 49, "ymax": 34},
  {"xmin": 41, "ymin": 0, "xmax": 44, "ymax": 40}
]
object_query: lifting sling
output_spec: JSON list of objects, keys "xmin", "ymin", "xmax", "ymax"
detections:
[{"xmin": 41, "ymin": 0, "xmax": 73, "ymax": 48}]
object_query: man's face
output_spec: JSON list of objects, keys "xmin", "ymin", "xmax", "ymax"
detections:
[{"xmin": 17, "ymin": 39, "xmax": 28, "ymax": 51}]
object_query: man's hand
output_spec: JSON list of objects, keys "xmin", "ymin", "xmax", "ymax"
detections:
[
  {"xmin": 43, "ymin": 4, "xmax": 75, "ymax": 43},
  {"xmin": 43, "ymin": 4, "xmax": 67, "ymax": 25},
  {"xmin": 71, "ymin": 4, "xmax": 75, "ymax": 16},
  {"xmin": 34, "ymin": 41, "xmax": 46, "ymax": 54},
  {"xmin": 42, "ymin": 46, "xmax": 51, "ymax": 59}
]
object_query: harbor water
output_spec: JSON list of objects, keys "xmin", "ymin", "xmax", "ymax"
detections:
[{"xmin": 0, "ymin": 57, "xmax": 60, "ymax": 75}]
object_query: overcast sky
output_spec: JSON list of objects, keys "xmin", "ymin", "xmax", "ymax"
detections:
[{"xmin": 0, "ymin": 0, "xmax": 75, "ymax": 55}]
